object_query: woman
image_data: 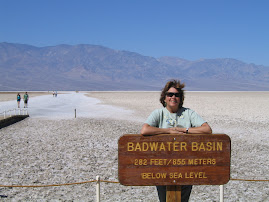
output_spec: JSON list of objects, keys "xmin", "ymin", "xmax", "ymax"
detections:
[
  {"xmin": 17, "ymin": 93, "xmax": 21, "ymax": 108},
  {"xmin": 141, "ymin": 80, "xmax": 212, "ymax": 202}
]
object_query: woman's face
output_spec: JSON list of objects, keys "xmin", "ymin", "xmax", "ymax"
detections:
[{"xmin": 164, "ymin": 87, "xmax": 180, "ymax": 112}]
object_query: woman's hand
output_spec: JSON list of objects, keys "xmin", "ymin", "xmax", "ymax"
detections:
[
  {"xmin": 168, "ymin": 127, "xmax": 185, "ymax": 134},
  {"xmin": 141, "ymin": 124, "xmax": 184, "ymax": 135}
]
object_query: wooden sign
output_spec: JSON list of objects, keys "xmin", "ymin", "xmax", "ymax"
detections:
[{"xmin": 118, "ymin": 134, "xmax": 230, "ymax": 186}]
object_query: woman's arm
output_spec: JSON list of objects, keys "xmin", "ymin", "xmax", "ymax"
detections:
[
  {"xmin": 172, "ymin": 122, "xmax": 212, "ymax": 134},
  {"xmin": 141, "ymin": 123, "xmax": 184, "ymax": 135},
  {"xmin": 141, "ymin": 122, "xmax": 212, "ymax": 135},
  {"xmin": 183, "ymin": 122, "xmax": 212, "ymax": 134}
]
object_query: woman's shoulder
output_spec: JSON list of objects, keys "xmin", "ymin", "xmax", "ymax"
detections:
[
  {"xmin": 149, "ymin": 108, "xmax": 166, "ymax": 116},
  {"xmin": 152, "ymin": 108, "xmax": 165, "ymax": 113}
]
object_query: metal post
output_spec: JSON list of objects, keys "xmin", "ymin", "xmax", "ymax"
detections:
[
  {"xmin": 220, "ymin": 185, "xmax": 224, "ymax": 202},
  {"xmin": 96, "ymin": 176, "xmax": 100, "ymax": 202}
]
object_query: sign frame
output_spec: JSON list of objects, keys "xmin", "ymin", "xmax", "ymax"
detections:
[{"xmin": 118, "ymin": 134, "xmax": 231, "ymax": 186}]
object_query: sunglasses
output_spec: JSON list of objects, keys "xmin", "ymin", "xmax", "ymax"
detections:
[{"xmin": 166, "ymin": 92, "xmax": 180, "ymax": 97}]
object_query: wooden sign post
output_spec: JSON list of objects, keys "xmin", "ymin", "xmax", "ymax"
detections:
[
  {"xmin": 118, "ymin": 134, "xmax": 231, "ymax": 201},
  {"xmin": 166, "ymin": 185, "xmax": 181, "ymax": 201}
]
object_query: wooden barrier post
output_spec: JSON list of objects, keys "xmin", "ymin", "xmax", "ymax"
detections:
[
  {"xmin": 220, "ymin": 185, "xmax": 224, "ymax": 202},
  {"xmin": 96, "ymin": 176, "xmax": 100, "ymax": 202}
]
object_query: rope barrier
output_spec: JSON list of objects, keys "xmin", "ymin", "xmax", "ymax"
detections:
[
  {"xmin": 100, "ymin": 180, "xmax": 120, "ymax": 184},
  {"xmin": 0, "ymin": 180, "xmax": 97, "ymax": 188},
  {"xmin": 0, "ymin": 178, "xmax": 267, "ymax": 188},
  {"xmin": 230, "ymin": 178, "xmax": 269, "ymax": 182}
]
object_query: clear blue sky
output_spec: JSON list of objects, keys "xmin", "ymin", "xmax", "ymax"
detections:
[{"xmin": 1, "ymin": 0, "xmax": 269, "ymax": 66}]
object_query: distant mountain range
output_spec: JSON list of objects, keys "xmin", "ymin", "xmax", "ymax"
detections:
[{"xmin": 0, "ymin": 42, "xmax": 269, "ymax": 91}]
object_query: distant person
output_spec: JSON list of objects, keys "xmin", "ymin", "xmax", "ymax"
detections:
[
  {"xmin": 140, "ymin": 79, "xmax": 212, "ymax": 202},
  {"xmin": 53, "ymin": 91, "xmax": 57, "ymax": 97},
  {"xmin": 23, "ymin": 92, "xmax": 29, "ymax": 108},
  {"xmin": 17, "ymin": 93, "xmax": 21, "ymax": 108}
]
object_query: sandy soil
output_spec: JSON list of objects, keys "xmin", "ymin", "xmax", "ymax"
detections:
[{"xmin": 0, "ymin": 91, "xmax": 269, "ymax": 201}]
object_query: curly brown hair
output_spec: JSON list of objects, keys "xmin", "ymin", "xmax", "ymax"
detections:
[{"xmin": 160, "ymin": 79, "xmax": 185, "ymax": 108}]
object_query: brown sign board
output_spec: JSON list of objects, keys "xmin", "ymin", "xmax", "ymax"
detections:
[{"xmin": 118, "ymin": 134, "xmax": 230, "ymax": 186}]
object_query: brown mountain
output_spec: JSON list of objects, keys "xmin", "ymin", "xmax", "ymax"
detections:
[{"xmin": 1, "ymin": 42, "xmax": 269, "ymax": 91}]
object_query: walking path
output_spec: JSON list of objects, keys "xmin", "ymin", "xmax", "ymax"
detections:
[{"xmin": 0, "ymin": 92, "xmax": 133, "ymax": 120}]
